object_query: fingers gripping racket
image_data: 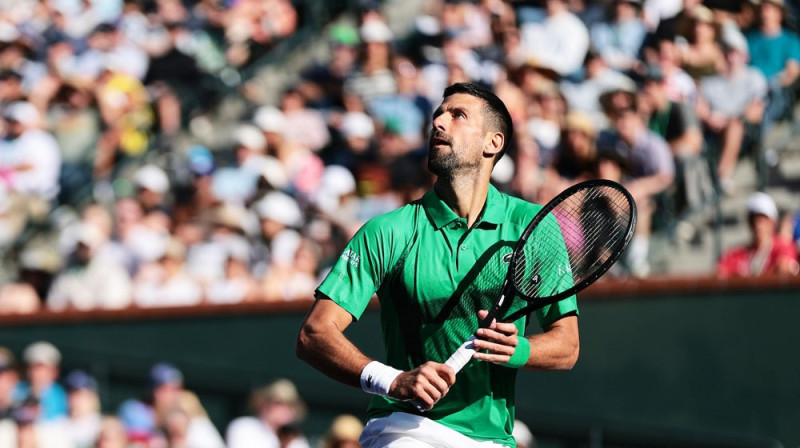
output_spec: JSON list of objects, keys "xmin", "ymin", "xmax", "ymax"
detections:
[{"xmin": 442, "ymin": 179, "xmax": 637, "ymax": 374}]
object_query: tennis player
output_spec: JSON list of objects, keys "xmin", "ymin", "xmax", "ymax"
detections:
[{"xmin": 297, "ymin": 82, "xmax": 579, "ymax": 447}]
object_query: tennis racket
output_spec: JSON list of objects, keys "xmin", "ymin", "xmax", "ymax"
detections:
[{"xmin": 440, "ymin": 178, "xmax": 637, "ymax": 376}]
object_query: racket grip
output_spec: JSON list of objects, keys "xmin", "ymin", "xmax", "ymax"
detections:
[
  {"xmin": 444, "ymin": 335, "xmax": 477, "ymax": 374},
  {"xmin": 411, "ymin": 335, "xmax": 477, "ymax": 412}
]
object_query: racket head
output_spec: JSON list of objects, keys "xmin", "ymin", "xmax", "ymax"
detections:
[{"xmin": 503, "ymin": 179, "xmax": 637, "ymax": 321}]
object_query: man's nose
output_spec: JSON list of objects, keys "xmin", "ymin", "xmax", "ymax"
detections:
[{"xmin": 432, "ymin": 114, "xmax": 448, "ymax": 132}]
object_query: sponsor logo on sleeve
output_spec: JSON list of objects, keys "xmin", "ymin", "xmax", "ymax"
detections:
[{"xmin": 341, "ymin": 249, "xmax": 361, "ymax": 268}]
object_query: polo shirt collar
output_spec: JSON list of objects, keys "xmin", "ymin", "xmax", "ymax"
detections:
[{"xmin": 422, "ymin": 184, "xmax": 505, "ymax": 230}]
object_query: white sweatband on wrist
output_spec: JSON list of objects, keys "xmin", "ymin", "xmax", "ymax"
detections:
[{"xmin": 360, "ymin": 361, "xmax": 402, "ymax": 397}]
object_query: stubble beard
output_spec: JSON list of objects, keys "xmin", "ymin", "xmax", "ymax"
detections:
[{"xmin": 428, "ymin": 136, "xmax": 481, "ymax": 179}]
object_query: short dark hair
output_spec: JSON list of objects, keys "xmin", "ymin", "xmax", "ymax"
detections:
[{"xmin": 442, "ymin": 82, "xmax": 513, "ymax": 163}]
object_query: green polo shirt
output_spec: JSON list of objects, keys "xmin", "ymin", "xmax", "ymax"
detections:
[{"xmin": 316, "ymin": 185, "xmax": 578, "ymax": 446}]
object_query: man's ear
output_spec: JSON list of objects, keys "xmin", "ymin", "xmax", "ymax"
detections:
[{"xmin": 484, "ymin": 132, "xmax": 504, "ymax": 159}]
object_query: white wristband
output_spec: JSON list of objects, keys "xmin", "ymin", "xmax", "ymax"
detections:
[{"xmin": 360, "ymin": 361, "xmax": 402, "ymax": 397}]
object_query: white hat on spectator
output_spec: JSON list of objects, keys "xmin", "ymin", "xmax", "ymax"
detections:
[
  {"xmin": 314, "ymin": 165, "xmax": 357, "ymax": 213},
  {"xmin": 0, "ymin": 23, "xmax": 20, "ymax": 42},
  {"xmin": 258, "ymin": 156, "xmax": 289, "ymax": 189},
  {"xmin": 213, "ymin": 202, "xmax": 249, "ymax": 231},
  {"xmin": 225, "ymin": 236, "xmax": 251, "ymax": 262},
  {"xmin": 747, "ymin": 192, "xmax": 778, "ymax": 221},
  {"xmin": 254, "ymin": 105, "xmax": 287, "ymax": 134},
  {"xmin": 512, "ymin": 420, "xmax": 534, "ymax": 448},
  {"xmin": 254, "ymin": 191, "xmax": 303, "ymax": 227},
  {"xmin": 234, "ymin": 124, "xmax": 267, "ymax": 152},
  {"xmin": 360, "ymin": 20, "xmax": 393, "ymax": 43},
  {"xmin": 4, "ymin": 101, "xmax": 41, "ymax": 128},
  {"xmin": 271, "ymin": 229, "xmax": 302, "ymax": 265},
  {"xmin": 722, "ymin": 29, "xmax": 749, "ymax": 56},
  {"xmin": 319, "ymin": 165, "xmax": 357, "ymax": 197},
  {"xmin": 23, "ymin": 341, "xmax": 61, "ymax": 366},
  {"xmin": 491, "ymin": 156, "xmax": 515, "ymax": 185},
  {"xmin": 76, "ymin": 224, "xmax": 106, "ymax": 251},
  {"xmin": 341, "ymin": 112, "xmax": 375, "ymax": 139},
  {"xmin": 135, "ymin": 164, "xmax": 170, "ymax": 194}
]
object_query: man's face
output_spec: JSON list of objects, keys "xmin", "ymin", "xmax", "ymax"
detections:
[
  {"xmin": 761, "ymin": 2, "xmax": 783, "ymax": 27},
  {"xmin": 750, "ymin": 213, "xmax": 776, "ymax": 243},
  {"xmin": 428, "ymin": 93, "xmax": 489, "ymax": 176}
]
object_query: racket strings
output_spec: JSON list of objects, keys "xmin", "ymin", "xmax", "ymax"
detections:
[{"xmin": 512, "ymin": 186, "xmax": 633, "ymax": 299}]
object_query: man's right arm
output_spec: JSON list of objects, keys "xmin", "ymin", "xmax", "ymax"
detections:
[{"xmin": 296, "ymin": 297, "xmax": 456, "ymax": 409}]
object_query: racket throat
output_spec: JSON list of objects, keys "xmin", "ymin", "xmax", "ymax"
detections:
[{"xmin": 480, "ymin": 293, "xmax": 505, "ymax": 328}]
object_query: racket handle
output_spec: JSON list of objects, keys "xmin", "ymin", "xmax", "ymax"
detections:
[
  {"xmin": 444, "ymin": 335, "xmax": 477, "ymax": 374},
  {"xmin": 411, "ymin": 335, "xmax": 477, "ymax": 412}
]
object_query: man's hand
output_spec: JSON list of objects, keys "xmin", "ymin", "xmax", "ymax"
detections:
[
  {"xmin": 389, "ymin": 362, "xmax": 455, "ymax": 410},
  {"xmin": 471, "ymin": 310, "xmax": 521, "ymax": 364}
]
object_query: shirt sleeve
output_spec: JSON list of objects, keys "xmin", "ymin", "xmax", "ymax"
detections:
[
  {"xmin": 316, "ymin": 215, "xmax": 402, "ymax": 321},
  {"xmin": 787, "ymin": 32, "xmax": 800, "ymax": 64}
]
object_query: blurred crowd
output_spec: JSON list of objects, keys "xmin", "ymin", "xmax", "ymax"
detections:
[
  {"xmin": 0, "ymin": 341, "xmax": 376, "ymax": 448},
  {"xmin": 1, "ymin": 0, "xmax": 800, "ymax": 316}
]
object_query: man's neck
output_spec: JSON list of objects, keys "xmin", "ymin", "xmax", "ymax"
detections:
[
  {"xmin": 434, "ymin": 168, "xmax": 492, "ymax": 228},
  {"xmin": 762, "ymin": 23, "xmax": 782, "ymax": 36}
]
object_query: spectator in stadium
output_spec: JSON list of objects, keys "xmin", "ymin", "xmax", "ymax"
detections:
[
  {"xmin": 144, "ymin": 19, "xmax": 211, "ymax": 138},
  {"xmin": 717, "ymin": 192, "xmax": 798, "ymax": 277},
  {"xmin": 226, "ymin": 378, "xmax": 307, "ymax": 448},
  {"xmin": 279, "ymin": 86, "xmax": 331, "ymax": 153},
  {"xmin": 120, "ymin": 362, "xmax": 223, "ymax": 446},
  {"xmin": 204, "ymin": 237, "xmax": 258, "ymax": 304},
  {"xmin": 344, "ymin": 20, "xmax": 397, "ymax": 106},
  {"xmin": 697, "ymin": 32, "xmax": 767, "ymax": 193},
  {"xmin": 253, "ymin": 190, "xmax": 303, "ymax": 255},
  {"xmin": 676, "ymin": 5, "xmax": 724, "ymax": 80},
  {"xmin": 638, "ymin": 63, "xmax": 708, "ymax": 213},
  {"xmin": 95, "ymin": 417, "xmax": 129, "ymax": 448},
  {"xmin": 75, "ymin": 23, "xmax": 148, "ymax": 83},
  {"xmin": 297, "ymin": 24, "xmax": 360, "ymax": 110},
  {"xmin": 254, "ymin": 105, "xmax": 325, "ymax": 196},
  {"xmin": 590, "ymin": 0, "xmax": 648, "ymax": 73},
  {"xmin": 561, "ymin": 50, "xmax": 637, "ymax": 129},
  {"xmin": 0, "ymin": 101, "xmax": 62, "ymax": 205},
  {"xmin": 47, "ymin": 223, "xmax": 133, "ymax": 311},
  {"xmin": 133, "ymin": 237, "xmax": 203, "ymax": 308},
  {"xmin": 650, "ymin": 37, "xmax": 697, "ymax": 105},
  {"xmin": 320, "ymin": 414, "xmax": 363, "ymax": 448},
  {"xmin": 63, "ymin": 370, "xmax": 102, "ymax": 448},
  {"xmin": 0, "ymin": 38, "xmax": 46, "ymax": 93},
  {"xmin": 541, "ymin": 111, "xmax": 599, "ymax": 201},
  {"xmin": 13, "ymin": 341, "xmax": 68, "ymax": 422},
  {"xmin": 526, "ymin": 81, "xmax": 567, "ymax": 169},
  {"xmin": 597, "ymin": 104, "xmax": 675, "ymax": 276},
  {"xmin": 45, "ymin": 83, "xmax": 102, "ymax": 207},
  {"xmin": 519, "ymin": 0, "xmax": 589, "ymax": 77},
  {"xmin": 8, "ymin": 396, "xmax": 73, "ymax": 448},
  {"xmin": 0, "ymin": 347, "xmax": 19, "ymax": 420},
  {"xmin": 134, "ymin": 164, "xmax": 171, "ymax": 214},
  {"xmin": 261, "ymin": 234, "xmax": 322, "ymax": 301},
  {"xmin": 328, "ymin": 111, "xmax": 378, "ymax": 171},
  {"xmin": 639, "ymin": 64, "xmax": 703, "ymax": 158},
  {"xmin": 223, "ymin": 0, "xmax": 298, "ymax": 69},
  {"xmin": 0, "ymin": 69, "xmax": 25, "ymax": 108},
  {"xmin": 745, "ymin": 0, "xmax": 800, "ymax": 129},
  {"xmin": 162, "ymin": 391, "xmax": 225, "ymax": 448},
  {"xmin": 93, "ymin": 65, "xmax": 153, "ymax": 182}
]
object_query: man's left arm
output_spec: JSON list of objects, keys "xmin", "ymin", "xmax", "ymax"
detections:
[{"xmin": 472, "ymin": 312, "xmax": 580, "ymax": 371}]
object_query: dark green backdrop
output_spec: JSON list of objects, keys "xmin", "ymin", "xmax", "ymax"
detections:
[{"xmin": 0, "ymin": 281, "xmax": 795, "ymax": 447}]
